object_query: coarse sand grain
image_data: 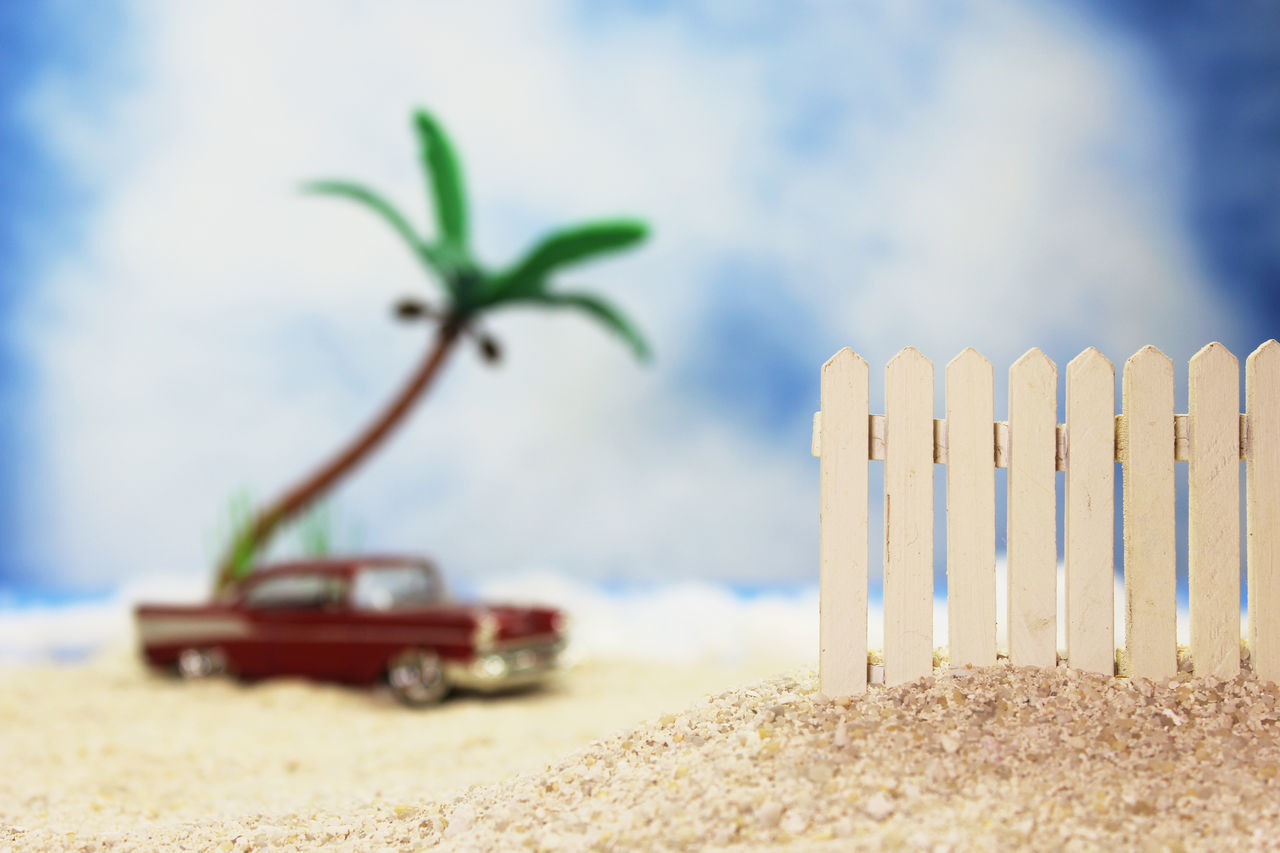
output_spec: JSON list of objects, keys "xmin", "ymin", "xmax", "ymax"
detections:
[
  {"xmin": 415, "ymin": 664, "xmax": 1280, "ymax": 852},
  {"xmin": 5, "ymin": 656, "xmax": 1280, "ymax": 850}
]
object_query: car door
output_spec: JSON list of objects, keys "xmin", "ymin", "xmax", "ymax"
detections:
[{"xmin": 239, "ymin": 573, "xmax": 350, "ymax": 679}]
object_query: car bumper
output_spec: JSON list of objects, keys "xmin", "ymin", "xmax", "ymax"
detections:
[{"xmin": 444, "ymin": 639, "xmax": 565, "ymax": 692}]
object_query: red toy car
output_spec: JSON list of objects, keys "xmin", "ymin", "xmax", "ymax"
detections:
[{"xmin": 135, "ymin": 556, "xmax": 565, "ymax": 706}]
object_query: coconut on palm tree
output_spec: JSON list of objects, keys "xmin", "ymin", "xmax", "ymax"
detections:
[{"xmin": 213, "ymin": 108, "xmax": 650, "ymax": 593}]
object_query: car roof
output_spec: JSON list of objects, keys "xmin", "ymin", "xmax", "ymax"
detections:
[{"xmin": 242, "ymin": 555, "xmax": 437, "ymax": 582}]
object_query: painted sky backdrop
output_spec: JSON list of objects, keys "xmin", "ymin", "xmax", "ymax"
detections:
[{"xmin": 1, "ymin": 0, "xmax": 1277, "ymax": 596}]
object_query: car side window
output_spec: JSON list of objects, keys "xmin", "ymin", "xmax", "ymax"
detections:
[
  {"xmin": 242, "ymin": 574, "xmax": 345, "ymax": 609},
  {"xmin": 351, "ymin": 566, "xmax": 439, "ymax": 611}
]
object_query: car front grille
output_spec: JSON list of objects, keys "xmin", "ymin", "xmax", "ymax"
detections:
[{"xmin": 500, "ymin": 641, "xmax": 561, "ymax": 673}]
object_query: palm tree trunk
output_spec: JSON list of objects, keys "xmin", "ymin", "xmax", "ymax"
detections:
[{"xmin": 213, "ymin": 321, "xmax": 463, "ymax": 593}]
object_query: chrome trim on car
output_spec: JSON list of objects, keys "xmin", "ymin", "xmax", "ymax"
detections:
[
  {"xmin": 253, "ymin": 625, "xmax": 475, "ymax": 645},
  {"xmin": 138, "ymin": 616, "xmax": 476, "ymax": 649},
  {"xmin": 136, "ymin": 616, "xmax": 252, "ymax": 645},
  {"xmin": 487, "ymin": 632, "xmax": 563, "ymax": 652},
  {"xmin": 443, "ymin": 639, "xmax": 565, "ymax": 692}
]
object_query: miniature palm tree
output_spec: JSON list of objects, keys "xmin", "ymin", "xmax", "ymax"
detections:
[{"xmin": 213, "ymin": 108, "xmax": 650, "ymax": 593}]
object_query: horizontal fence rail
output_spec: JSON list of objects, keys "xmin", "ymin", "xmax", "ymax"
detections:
[{"xmin": 814, "ymin": 342, "xmax": 1280, "ymax": 697}]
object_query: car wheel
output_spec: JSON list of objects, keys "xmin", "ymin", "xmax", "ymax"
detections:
[
  {"xmin": 386, "ymin": 649, "xmax": 449, "ymax": 707},
  {"xmin": 176, "ymin": 647, "xmax": 225, "ymax": 679}
]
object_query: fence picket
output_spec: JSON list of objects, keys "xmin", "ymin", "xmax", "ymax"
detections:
[
  {"xmin": 946, "ymin": 349, "xmax": 996, "ymax": 667},
  {"xmin": 1065, "ymin": 348, "xmax": 1115, "ymax": 674},
  {"xmin": 884, "ymin": 347, "xmax": 934, "ymax": 686},
  {"xmin": 819, "ymin": 349, "xmax": 869, "ymax": 697},
  {"xmin": 814, "ymin": 342, "xmax": 1279, "ymax": 688},
  {"xmin": 1008, "ymin": 349, "xmax": 1058, "ymax": 666},
  {"xmin": 1248, "ymin": 341, "xmax": 1280, "ymax": 684},
  {"xmin": 1122, "ymin": 346, "xmax": 1177, "ymax": 679},
  {"xmin": 1189, "ymin": 343, "xmax": 1241, "ymax": 678}
]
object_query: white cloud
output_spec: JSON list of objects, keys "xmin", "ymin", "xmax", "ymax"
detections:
[{"xmin": 13, "ymin": 0, "xmax": 1242, "ymax": 591}]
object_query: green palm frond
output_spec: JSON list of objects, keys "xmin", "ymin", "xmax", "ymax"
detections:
[
  {"xmin": 414, "ymin": 109, "xmax": 469, "ymax": 254},
  {"xmin": 526, "ymin": 291, "xmax": 651, "ymax": 362},
  {"xmin": 488, "ymin": 220, "xmax": 649, "ymax": 302},
  {"xmin": 303, "ymin": 180, "xmax": 450, "ymax": 288},
  {"xmin": 305, "ymin": 109, "xmax": 651, "ymax": 356}
]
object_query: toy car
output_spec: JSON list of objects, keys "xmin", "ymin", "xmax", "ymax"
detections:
[{"xmin": 135, "ymin": 556, "xmax": 565, "ymax": 706}]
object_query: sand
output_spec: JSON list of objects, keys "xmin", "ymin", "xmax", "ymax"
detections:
[
  {"xmin": 0, "ymin": 650, "xmax": 788, "ymax": 850},
  {"xmin": 4, "ymin": 653, "xmax": 1280, "ymax": 851}
]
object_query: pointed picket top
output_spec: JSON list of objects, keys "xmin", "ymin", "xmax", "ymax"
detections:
[
  {"xmin": 1066, "ymin": 348, "xmax": 1114, "ymax": 408},
  {"xmin": 820, "ymin": 347, "xmax": 869, "ymax": 453},
  {"xmin": 1248, "ymin": 339, "xmax": 1280, "ymax": 371},
  {"xmin": 1012, "ymin": 346, "xmax": 1057, "ymax": 381},
  {"xmin": 888, "ymin": 345, "xmax": 930, "ymax": 370},
  {"xmin": 823, "ymin": 346, "xmax": 866, "ymax": 375},
  {"xmin": 1125, "ymin": 344, "xmax": 1173, "ymax": 375},
  {"xmin": 1067, "ymin": 346, "xmax": 1113, "ymax": 377},
  {"xmin": 947, "ymin": 346, "xmax": 992, "ymax": 373},
  {"xmin": 1191, "ymin": 341, "xmax": 1238, "ymax": 374},
  {"xmin": 1124, "ymin": 345, "xmax": 1175, "ymax": 398}
]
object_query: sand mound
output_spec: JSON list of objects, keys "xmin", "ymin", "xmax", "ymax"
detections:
[
  {"xmin": 5, "ymin": 659, "xmax": 1280, "ymax": 850},
  {"xmin": 419, "ymin": 665, "xmax": 1280, "ymax": 852}
]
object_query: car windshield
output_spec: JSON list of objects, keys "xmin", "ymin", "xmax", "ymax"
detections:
[{"xmin": 350, "ymin": 565, "xmax": 442, "ymax": 611}]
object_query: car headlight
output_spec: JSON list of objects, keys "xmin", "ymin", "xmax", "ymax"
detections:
[{"xmin": 472, "ymin": 654, "xmax": 508, "ymax": 679}]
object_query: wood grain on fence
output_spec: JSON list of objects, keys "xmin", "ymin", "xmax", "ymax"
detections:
[
  {"xmin": 1122, "ymin": 346, "xmax": 1177, "ymax": 680},
  {"xmin": 1008, "ymin": 349, "xmax": 1058, "ymax": 667},
  {"xmin": 946, "ymin": 348, "xmax": 997, "ymax": 667},
  {"xmin": 818, "ymin": 348, "xmax": 869, "ymax": 697},
  {"xmin": 1248, "ymin": 341, "xmax": 1280, "ymax": 684},
  {"xmin": 1189, "ymin": 343, "xmax": 1241, "ymax": 678},
  {"xmin": 814, "ymin": 342, "xmax": 1272, "ymax": 697},
  {"xmin": 884, "ymin": 347, "xmax": 934, "ymax": 686},
  {"xmin": 1065, "ymin": 348, "xmax": 1115, "ymax": 674}
]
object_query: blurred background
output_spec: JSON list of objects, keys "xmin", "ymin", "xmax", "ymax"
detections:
[{"xmin": 1, "ymin": 0, "xmax": 1276, "ymax": 663}]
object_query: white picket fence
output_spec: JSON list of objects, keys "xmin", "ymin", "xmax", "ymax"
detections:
[{"xmin": 813, "ymin": 341, "xmax": 1280, "ymax": 697}]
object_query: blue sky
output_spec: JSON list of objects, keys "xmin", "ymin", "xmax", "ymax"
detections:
[{"xmin": 0, "ymin": 0, "xmax": 1277, "ymax": 597}]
